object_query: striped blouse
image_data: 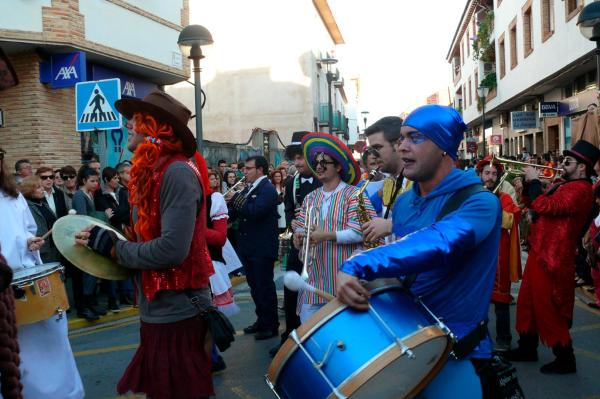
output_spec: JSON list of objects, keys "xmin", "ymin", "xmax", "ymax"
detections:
[{"xmin": 295, "ymin": 182, "xmax": 377, "ymax": 308}]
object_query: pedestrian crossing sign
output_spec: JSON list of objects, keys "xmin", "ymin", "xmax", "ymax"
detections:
[{"xmin": 75, "ymin": 78, "xmax": 122, "ymax": 131}]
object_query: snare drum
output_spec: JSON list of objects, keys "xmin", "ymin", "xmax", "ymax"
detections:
[
  {"xmin": 266, "ymin": 281, "xmax": 453, "ymax": 399},
  {"xmin": 12, "ymin": 263, "xmax": 69, "ymax": 325}
]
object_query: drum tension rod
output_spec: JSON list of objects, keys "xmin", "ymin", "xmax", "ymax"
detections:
[
  {"xmin": 315, "ymin": 340, "xmax": 345, "ymax": 369},
  {"xmin": 368, "ymin": 305, "xmax": 415, "ymax": 359}
]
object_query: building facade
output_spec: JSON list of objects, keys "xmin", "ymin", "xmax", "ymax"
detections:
[
  {"xmin": 448, "ymin": 0, "xmax": 595, "ymax": 159},
  {"xmin": 167, "ymin": 0, "xmax": 357, "ymax": 166},
  {"xmin": 0, "ymin": 0, "xmax": 189, "ymax": 170}
]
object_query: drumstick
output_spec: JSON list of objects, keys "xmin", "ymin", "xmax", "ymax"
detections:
[
  {"xmin": 41, "ymin": 229, "xmax": 52, "ymax": 240},
  {"xmin": 283, "ymin": 271, "xmax": 335, "ymax": 301}
]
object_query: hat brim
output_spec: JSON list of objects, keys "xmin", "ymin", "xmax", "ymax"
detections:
[
  {"xmin": 302, "ymin": 133, "xmax": 361, "ymax": 186},
  {"xmin": 563, "ymin": 149, "xmax": 597, "ymax": 176},
  {"xmin": 115, "ymin": 98, "xmax": 196, "ymax": 158},
  {"xmin": 284, "ymin": 144, "xmax": 302, "ymax": 160}
]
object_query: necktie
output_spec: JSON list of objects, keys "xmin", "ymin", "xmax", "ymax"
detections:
[{"xmin": 301, "ymin": 177, "xmax": 313, "ymax": 184}]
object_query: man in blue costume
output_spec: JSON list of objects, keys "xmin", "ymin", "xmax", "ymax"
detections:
[{"xmin": 337, "ymin": 105, "xmax": 505, "ymax": 396}]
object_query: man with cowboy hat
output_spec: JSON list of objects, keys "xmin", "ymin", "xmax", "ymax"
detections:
[
  {"xmin": 506, "ymin": 139, "xmax": 600, "ymax": 375},
  {"xmin": 291, "ymin": 132, "xmax": 377, "ymax": 322},
  {"xmin": 269, "ymin": 131, "xmax": 322, "ymax": 357},
  {"xmin": 477, "ymin": 155, "xmax": 522, "ymax": 352},
  {"xmin": 75, "ymin": 90, "xmax": 215, "ymax": 398}
]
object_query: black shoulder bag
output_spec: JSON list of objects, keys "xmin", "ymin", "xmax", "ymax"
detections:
[{"xmin": 186, "ymin": 292, "xmax": 236, "ymax": 352}]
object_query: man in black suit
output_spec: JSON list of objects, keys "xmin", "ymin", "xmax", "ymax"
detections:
[
  {"xmin": 36, "ymin": 166, "xmax": 70, "ymax": 218},
  {"xmin": 269, "ymin": 131, "xmax": 321, "ymax": 356},
  {"xmin": 227, "ymin": 155, "xmax": 280, "ymax": 340}
]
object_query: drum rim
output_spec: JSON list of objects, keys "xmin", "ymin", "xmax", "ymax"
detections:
[
  {"xmin": 12, "ymin": 263, "xmax": 64, "ymax": 284},
  {"xmin": 267, "ymin": 283, "xmax": 452, "ymax": 394}
]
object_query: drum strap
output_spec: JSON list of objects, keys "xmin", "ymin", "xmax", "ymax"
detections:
[
  {"xmin": 402, "ymin": 184, "xmax": 489, "ymax": 291},
  {"xmin": 452, "ymin": 319, "xmax": 489, "ymax": 359}
]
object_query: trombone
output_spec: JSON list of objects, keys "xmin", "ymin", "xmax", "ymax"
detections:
[{"xmin": 490, "ymin": 155, "xmax": 563, "ymax": 194}]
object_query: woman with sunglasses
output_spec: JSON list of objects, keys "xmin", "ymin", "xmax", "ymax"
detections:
[{"xmin": 59, "ymin": 165, "xmax": 78, "ymax": 200}]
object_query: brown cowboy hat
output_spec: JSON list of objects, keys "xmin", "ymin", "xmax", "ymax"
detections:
[{"xmin": 115, "ymin": 90, "xmax": 196, "ymax": 157}]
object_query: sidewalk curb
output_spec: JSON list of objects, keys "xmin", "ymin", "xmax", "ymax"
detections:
[{"xmin": 68, "ymin": 276, "xmax": 248, "ymax": 332}]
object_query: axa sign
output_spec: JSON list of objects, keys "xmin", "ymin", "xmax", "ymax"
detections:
[
  {"xmin": 122, "ymin": 81, "xmax": 136, "ymax": 97},
  {"xmin": 40, "ymin": 51, "xmax": 87, "ymax": 89}
]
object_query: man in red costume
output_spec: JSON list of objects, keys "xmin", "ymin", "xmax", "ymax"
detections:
[
  {"xmin": 506, "ymin": 140, "xmax": 600, "ymax": 375},
  {"xmin": 76, "ymin": 91, "xmax": 215, "ymax": 398},
  {"xmin": 477, "ymin": 156, "xmax": 521, "ymax": 352}
]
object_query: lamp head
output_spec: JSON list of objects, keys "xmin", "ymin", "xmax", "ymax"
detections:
[
  {"xmin": 178, "ymin": 25, "xmax": 214, "ymax": 58},
  {"xmin": 477, "ymin": 86, "xmax": 490, "ymax": 98},
  {"xmin": 578, "ymin": 2, "xmax": 600, "ymax": 41}
]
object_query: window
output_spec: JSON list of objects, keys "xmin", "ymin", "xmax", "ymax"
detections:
[
  {"xmin": 498, "ymin": 33, "xmax": 506, "ymax": 78},
  {"xmin": 475, "ymin": 70, "xmax": 479, "ymax": 90},
  {"xmin": 565, "ymin": 0, "xmax": 583, "ymax": 22},
  {"xmin": 461, "ymin": 41, "xmax": 465, "ymax": 66},
  {"xmin": 509, "ymin": 18, "xmax": 518, "ymax": 70},
  {"xmin": 522, "ymin": 1, "xmax": 533, "ymax": 57},
  {"xmin": 466, "ymin": 31, "xmax": 470, "ymax": 57},
  {"xmin": 468, "ymin": 78, "xmax": 473, "ymax": 107},
  {"xmin": 541, "ymin": 0, "xmax": 554, "ymax": 42}
]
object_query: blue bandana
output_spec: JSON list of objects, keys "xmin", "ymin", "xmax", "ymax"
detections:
[{"xmin": 403, "ymin": 105, "xmax": 467, "ymax": 159}]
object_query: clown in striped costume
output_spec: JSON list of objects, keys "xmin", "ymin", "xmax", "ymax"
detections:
[{"xmin": 292, "ymin": 132, "xmax": 377, "ymax": 322}]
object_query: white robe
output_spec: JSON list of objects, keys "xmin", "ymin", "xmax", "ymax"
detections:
[{"xmin": 0, "ymin": 192, "xmax": 84, "ymax": 399}]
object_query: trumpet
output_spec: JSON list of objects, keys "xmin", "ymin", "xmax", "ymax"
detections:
[{"xmin": 224, "ymin": 176, "xmax": 246, "ymax": 196}]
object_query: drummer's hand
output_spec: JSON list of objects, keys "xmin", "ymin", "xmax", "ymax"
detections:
[
  {"xmin": 293, "ymin": 231, "xmax": 303, "ymax": 250},
  {"xmin": 74, "ymin": 225, "xmax": 94, "ymax": 246},
  {"xmin": 363, "ymin": 218, "xmax": 392, "ymax": 242},
  {"xmin": 105, "ymin": 208, "xmax": 114, "ymax": 219},
  {"xmin": 336, "ymin": 271, "xmax": 370, "ymax": 310},
  {"xmin": 27, "ymin": 237, "xmax": 45, "ymax": 251}
]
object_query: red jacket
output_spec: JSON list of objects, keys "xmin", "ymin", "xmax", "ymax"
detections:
[{"xmin": 525, "ymin": 179, "xmax": 593, "ymax": 318}]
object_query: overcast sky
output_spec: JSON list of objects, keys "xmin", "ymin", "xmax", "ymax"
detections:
[{"xmin": 333, "ymin": 0, "xmax": 466, "ymax": 122}]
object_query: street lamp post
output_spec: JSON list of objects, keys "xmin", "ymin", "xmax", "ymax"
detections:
[
  {"xmin": 178, "ymin": 25, "xmax": 213, "ymax": 154},
  {"xmin": 477, "ymin": 86, "xmax": 490, "ymax": 156},
  {"xmin": 577, "ymin": 2, "xmax": 600, "ymax": 96},
  {"xmin": 361, "ymin": 110, "xmax": 369, "ymax": 131},
  {"xmin": 320, "ymin": 57, "xmax": 338, "ymax": 134}
]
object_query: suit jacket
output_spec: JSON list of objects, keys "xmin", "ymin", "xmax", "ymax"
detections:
[
  {"xmin": 283, "ymin": 174, "xmax": 321, "ymax": 226},
  {"xmin": 229, "ymin": 177, "xmax": 279, "ymax": 259},
  {"xmin": 44, "ymin": 186, "xmax": 70, "ymax": 218}
]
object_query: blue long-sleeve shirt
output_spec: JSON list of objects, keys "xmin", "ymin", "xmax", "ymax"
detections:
[{"xmin": 341, "ymin": 168, "xmax": 501, "ymax": 358}]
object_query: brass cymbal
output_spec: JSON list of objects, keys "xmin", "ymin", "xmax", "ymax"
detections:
[{"xmin": 53, "ymin": 215, "xmax": 133, "ymax": 281}]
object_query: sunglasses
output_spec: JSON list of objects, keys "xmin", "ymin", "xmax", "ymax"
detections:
[
  {"xmin": 61, "ymin": 174, "xmax": 76, "ymax": 180},
  {"xmin": 397, "ymin": 131, "xmax": 429, "ymax": 145},
  {"xmin": 39, "ymin": 175, "xmax": 54, "ymax": 180},
  {"xmin": 315, "ymin": 160, "xmax": 336, "ymax": 169},
  {"xmin": 563, "ymin": 158, "xmax": 579, "ymax": 167}
]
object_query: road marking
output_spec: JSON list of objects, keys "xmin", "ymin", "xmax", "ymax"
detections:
[
  {"xmin": 571, "ymin": 322, "xmax": 600, "ymax": 333},
  {"xmin": 230, "ymin": 386, "xmax": 259, "ymax": 399},
  {"xmin": 69, "ymin": 319, "xmax": 139, "ymax": 339},
  {"xmin": 73, "ymin": 343, "xmax": 138, "ymax": 358},
  {"xmin": 574, "ymin": 346, "xmax": 600, "ymax": 362}
]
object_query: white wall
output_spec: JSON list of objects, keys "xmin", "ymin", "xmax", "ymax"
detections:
[
  {"xmin": 124, "ymin": 0, "xmax": 182, "ymax": 26},
  {"xmin": 80, "ymin": 0, "xmax": 184, "ymax": 70},
  {"xmin": 493, "ymin": 0, "xmax": 595, "ymax": 106},
  {"xmin": 0, "ymin": 0, "xmax": 51, "ymax": 32}
]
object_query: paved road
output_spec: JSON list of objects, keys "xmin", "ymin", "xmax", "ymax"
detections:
[{"xmin": 70, "ymin": 270, "xmax": 600, "ymax": 399}]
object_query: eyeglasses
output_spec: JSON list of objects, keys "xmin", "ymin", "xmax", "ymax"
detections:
[
  {"xmin": 61, "ymin": 174, "xmax": 76, "ymax": 180},
  {"xmin": 315, "ymin": 160, "xmax": 336, "ymax": 169},
  {"xmin": 39, "ymin": 175, "xmax": 54, "ymax": 180},
  {"xmin": 397, "ymin": 131, "xmax": 429, "ymax": 145},
  {"xmin": 243, "ymin": 166, "xmax": 256, "ymax": 171},
  {"xmin": 563, "ymin": 158, "xmax": 579, "ymax": 167}
]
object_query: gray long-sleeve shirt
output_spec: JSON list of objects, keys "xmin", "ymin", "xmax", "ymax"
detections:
[{"xmin": 115, "ymin": 161, "xmax": 211, "ymax": 323}]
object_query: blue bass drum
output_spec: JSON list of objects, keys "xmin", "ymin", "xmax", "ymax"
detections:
[{"xmin": 266, "ymin": 280, "xmax": 454, "ymax": 398}]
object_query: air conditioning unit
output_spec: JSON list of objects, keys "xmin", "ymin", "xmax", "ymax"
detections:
[
  {"xmin": 499, "ymin": 113, "xmax": 508, "ymax": 127},
  {"xmin": 483, "ymin": 62, "xmax": 495, "ymax": 75}
]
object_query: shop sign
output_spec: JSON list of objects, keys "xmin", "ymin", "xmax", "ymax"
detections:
[
  {"xmin": 91, "ymin": 65, "xmax": 157, "ymax": 99},
  {"xmin": 75, "ymin": 78, "xmax": 122, "ymax": 132},
  {"xmin": 466, "ymin": 141, "xmax": 478, "ymax": 153},
  {"xmin": 539, "ymin": 102, "xmax": 559, "ymax": 118},
  {"xmin": 510, "ymin": 111, "xmax": 538, "ymax": 130},
  {"xmin": 39, "ymin": 52, "xmax": 87, "ymax": 89},
  {"xmin": 491, "ymin": 135, "xmax": 503, "ymax": 145}
]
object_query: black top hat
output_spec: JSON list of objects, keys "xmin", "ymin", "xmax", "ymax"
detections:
[
  {"xmin": 563, "ymin": 139, "xmax": 600, "ymax": 173},
  {"xmin": 115, "ymin": 90, "xmax": 196, "ymax": 157},
  {"xmin": 285, "ymin": 131, "xmax": 311, "ymax": 159}
]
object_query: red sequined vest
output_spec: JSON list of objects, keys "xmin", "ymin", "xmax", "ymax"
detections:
[{"xmin": 141, "ymin": 154, "xmax": 213, "ymax": 301}]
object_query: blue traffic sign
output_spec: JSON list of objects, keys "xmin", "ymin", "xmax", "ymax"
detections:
[{"xmin": 75, "ymin": 78, "xmax": 121, "ymax": 131}]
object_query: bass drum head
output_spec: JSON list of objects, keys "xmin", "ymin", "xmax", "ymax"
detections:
[{"xmin": 345, "ymin": 335, "xmax": 450, "ymax": 399}]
